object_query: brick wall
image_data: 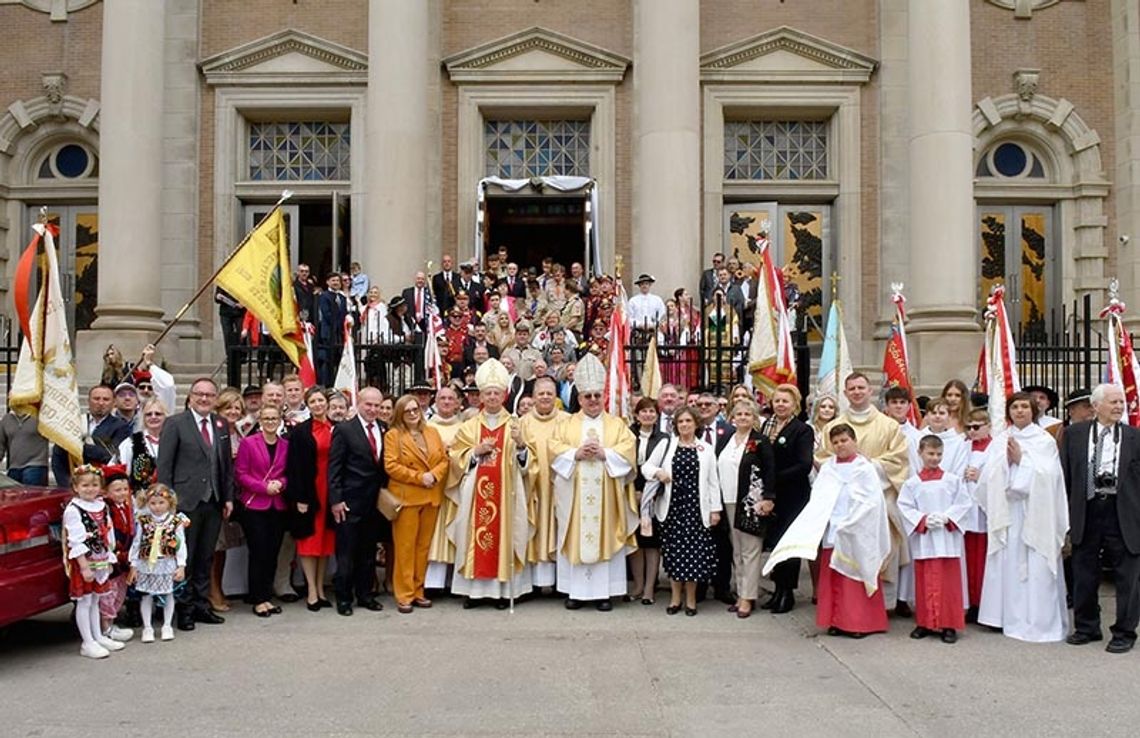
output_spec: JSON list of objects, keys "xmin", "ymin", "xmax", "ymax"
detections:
[
  {"xmin": 199, "ymin": 0, "xmax": 367, "ymax": 57},
  {"xmin": 0, "ymin": 3, "xmax": 102, "ymax": 115}
]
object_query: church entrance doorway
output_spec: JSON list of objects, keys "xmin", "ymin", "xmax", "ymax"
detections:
[{"xmin": 484, "ymin": 196, "xmax": 586, "ymax": 274}]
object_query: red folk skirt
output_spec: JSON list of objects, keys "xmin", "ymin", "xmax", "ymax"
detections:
[
  {"xmin": 68, "ymin": 564, "xmax": 111, "ymax": 600},
  {"xmin": 816, "ymin": 547, "xmax": 889, "ymax": 634},
  {"xmin": 913, "ymin": 557, "xmax": 966, "ymax": 631}
]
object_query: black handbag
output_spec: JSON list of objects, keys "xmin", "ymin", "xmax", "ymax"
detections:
[{"xmin": 733, "ymin": 465, "xmax": 770, "ymax": 537}]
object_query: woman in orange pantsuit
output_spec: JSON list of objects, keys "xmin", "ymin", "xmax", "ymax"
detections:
[{"xmin": 383, "ymin": 394, "xmax": 448, "ymax": 613}]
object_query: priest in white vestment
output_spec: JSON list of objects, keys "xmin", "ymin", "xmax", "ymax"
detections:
[
  {"xmin": 549, "ymin": 354, "xmax": 639, "ymax": 611},
  {"xmin": 975, "ymin": 393, "xmax": 1070, "ymax": 642}
]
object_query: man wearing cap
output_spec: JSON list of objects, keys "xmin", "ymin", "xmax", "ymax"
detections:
[
  {"xmin": 410, "ymin": 384, "xmax": 436, "ymax": 420},
  {"xmin": 627, "ymin": 274, "xmax": 667, "ymax": 330},
  {"xmin": 448, "ymin": 359, "xmax": 533, "ymax": 607},
  {"xmin": 503, "ymin": 322, "xmax": 542, "ymax": 382},
  {"xmin": 112, "ymin": 382, "xmax": 142, "ymax": 433},
  {"xmin": 1064, "ymin": 388, "xmax": 1094, "ymax": 425},
  {"xmin": 549, "ymin": 354, "xmax": 639, "ymax": 611},
  {"xmin": 458, "ymin": 262, "xmax": 485, "ymax": 307}
]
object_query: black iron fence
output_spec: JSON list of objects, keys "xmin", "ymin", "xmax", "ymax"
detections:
[
  {"xmin": 1, "ymin": 315, "xmax": 20, "ymax": 405},
  {"xmin": 1012, "ymin": 293, "xmax": 1120, "ymax": 419}
]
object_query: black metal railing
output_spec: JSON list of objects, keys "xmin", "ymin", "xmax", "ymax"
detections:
[
  {"xmin": 226, "ymin": 337, "xmax": 427, "ymax": 396},
  {"xmin": 1012, "ymin": 293, "xmax": 1118, "ymax": 419},
  {"xmin": 1, "ymin": 315, "xmax": 20, "ymax": 404}
]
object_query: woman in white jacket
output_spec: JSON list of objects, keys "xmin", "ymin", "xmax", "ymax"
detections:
[{"xmin": 641, "ymin": 407, "xmax": 721, "ymax": 616}]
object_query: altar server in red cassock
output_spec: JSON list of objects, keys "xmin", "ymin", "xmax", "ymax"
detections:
[{"xmin": 899, "ymin": 435, "xmax": 972, "ymax": 643}]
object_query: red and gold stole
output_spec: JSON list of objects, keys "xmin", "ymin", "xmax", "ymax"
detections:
[{"xmin": 472, "ymin": 424, "xmax": 507, "ymax": 579}]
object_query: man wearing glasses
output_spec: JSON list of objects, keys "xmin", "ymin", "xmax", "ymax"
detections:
[
  {"xmin": 700, "ymin": 252, "xmax": 726, "ymax": 303},
  {"xmin": 157, "ymin": 378, "xmax": 235, "ymax": 631}
]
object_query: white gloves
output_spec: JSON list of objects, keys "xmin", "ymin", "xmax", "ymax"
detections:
[{"xmin": 925, "ymin": 513, "xmax": 946, "ymax": 530}]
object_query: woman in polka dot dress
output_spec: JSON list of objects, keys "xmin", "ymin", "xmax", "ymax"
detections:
[{"xmin": 641, "ymin": 407, "xmax": 722, "ymax": 616}]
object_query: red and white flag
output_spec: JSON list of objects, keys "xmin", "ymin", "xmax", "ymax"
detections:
[
  {"xmin": 747, "ymin": 240, "xmax": 796, "ymax": 397},
  {"xmin": 983, "ymin": 285, "xmax": 1021, "ymax": 434},
  {"xmin": 881, "ymin": 284, "xmax": 919, "ymax": 425},
  {"xmin": 333, "ymin": 316, "xmax": 358, "ymax": 409},
  {"xmin": 605, "ymin": 278, "xmax": 631, "ymax": 419},
  {"xmin": 424, "ymin": 288, "xmax": 446, "ymax": 390},
  {"xmin": 298, "ymin": 321, "xmax": 317, "ymax": 388},
  {"xmin": 1101, "ymin": 284, "xmax": 1140, "ymax": 426}
]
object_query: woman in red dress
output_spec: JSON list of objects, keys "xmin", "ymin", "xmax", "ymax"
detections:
[{"xmin": 285, "ymin": 387, "xmax": 337, "ymax": 611}]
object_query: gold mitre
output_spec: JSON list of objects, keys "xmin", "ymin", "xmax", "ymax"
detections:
[
  {"xmin": 574, "ymin": 353, "xmax": 606, "ymax": 394},
  {"xmin": 475, "ymin": 358, "xmax": 510, "ymax": 391}
]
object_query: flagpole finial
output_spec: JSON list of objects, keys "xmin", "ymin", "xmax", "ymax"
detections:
[
  {"xmin": 276, "ymin": 190, "xmax": 294, "ymax": 206},
  {"xmin": 37, "ymin": 205, "xmax": 48, "ymax": 224}
]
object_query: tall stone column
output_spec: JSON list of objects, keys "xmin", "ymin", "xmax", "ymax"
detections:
[
  {"xmin": 905, "ymin": 0, "xmax": 979, "ymax": 387},
  {"xmin": 632, "ymin": 0, "xmax": 700, "ymax": 292},
  {"xmin": 367, "ymin": 0, "xmax": 432, "ymax": 298},
  {"xmin": 79, "ymin": 0, "xmax": 167, "ymax": 375}
]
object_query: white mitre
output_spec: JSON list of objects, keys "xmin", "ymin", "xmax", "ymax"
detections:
[
  {"xmin": 475, "ymin": 358, "xmax": 510, "ymax": 391},
  {"xmin": 574, "ymin": 353, "xmax": 606, "ymax": 394}
]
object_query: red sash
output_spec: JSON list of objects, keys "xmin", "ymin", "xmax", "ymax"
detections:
[{"xmin": 472, "ymin": 424, "xmax": 507, "ymax": 579}]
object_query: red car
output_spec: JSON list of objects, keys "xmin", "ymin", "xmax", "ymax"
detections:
[{"xmin": 0, "ymin": 474, "xmax": 71, "ymax": 628}]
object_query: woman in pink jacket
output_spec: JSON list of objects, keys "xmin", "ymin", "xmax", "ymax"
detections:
[{"xmin": 235, "ymin": 405, "xmax": 289, "ymax": 617}]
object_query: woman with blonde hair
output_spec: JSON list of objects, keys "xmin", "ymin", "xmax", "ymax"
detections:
[
  {"xmin": 810, "ymin": 395, "xmax": 838, "ymax": 451},
  {"xmin": 207, "ymin": 388, "xmax": 245, "ymax": 611},
  {"xmin": 383, "ymin": 395, "xmax": 448, "ymax": 613}
]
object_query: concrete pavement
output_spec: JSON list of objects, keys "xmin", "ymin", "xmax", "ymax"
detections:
[{"xmin": 2, "ymin": 590, "xmax": 1139, "ymax": 737}]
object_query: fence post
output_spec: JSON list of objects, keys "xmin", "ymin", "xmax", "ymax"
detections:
[
  {"xmin": 795, "ymin": 329, "xmax": 810, "ymax": 412},
  {"xmin": 1083, "ymin": 293, "xmax": 1092, "ymax": 391}
]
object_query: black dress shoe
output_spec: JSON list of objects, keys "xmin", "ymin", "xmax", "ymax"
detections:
[
  {"xmin": 194, "ymin": 609, "xmax": 225, "ymax": 625},
  {"xmin": 564, "ymin": 599, "xmax": 583, "ymax": 610},
  {"xmin": 894, "ymin": 602, "xmax": 913, "ymax": 618},
  {"xmin": 277, "ymin": 592, "xmax": 301, "ymax": 603},
  {"xmin": 666, "ymin": 604, "xmax": 682, "ymax": 615},
  {"xmin": 336, "ymin": 602, "xmax": 353, "ymax": 616},
  {"xmin": 306, "ymin": 601, "xmax": 322, "ymax": 612},
  {"xmin": 462, "ymin": 597, "xmax": 481, "ymax": 610},
  {"xmin": 1106, "ymin": 637, "xmax": 1134, "ymax": 654},
  {"xmin": 965, "ymin": 606, "xmax": 979, "ymax": 624},
  {"xmin": 253, "ymin": 606, "xmax": 272, "ymax": 618},
  {"xmin": 357, "ymin": 599, "xmax": 384, "ymax": 612},
  {"xmin": 759, "ymin": 591, "xmax": 779, "ymax": 610},
  {"xmin": 940, "ymin": 629, "xmax": 958, "ymax": 644},
  {"xmin": 596, "ymin": 599, "xmax": 613, "ymax": 612},
  {"xmin": 1066, "ymin": 631, "xmax": 1104, "ymax": 645},
  {"xmin": 176, "ymin": 613, "xmax": 196, "ymax": 631},
  {"xmin": 771, "ymin": 591, "xmax": 795, "ymax": 614},
  {"xmin": 317, "ymin": 598, "xmax": 333, "ymax": 609},
  {"xmin": 910, "ymin": 626, "xmax": 929, "ymax": 639},
  {"xmin": 685, "ymin": 606, "xmax": 698, "ymax": 617},
  {"xmin": 495, "ymin": 599, "xmax": 510, "ymax": 610}
]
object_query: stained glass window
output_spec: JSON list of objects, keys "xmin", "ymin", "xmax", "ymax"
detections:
[
  {"xmin": 484, "ymin": 120, "xmax": 590, "ymax": 178},
  {"xmin": 723, "ymin": 121, "xmax": 829, "ymax": 181},
  {"xmin": 248, "ymin": 121, "xmax": 351, "ymax": 181}
]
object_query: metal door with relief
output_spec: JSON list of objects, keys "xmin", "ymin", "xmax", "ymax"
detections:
[{"xmin": 978, "ymin": 205, "xmax": 1054, "ymax": 340}]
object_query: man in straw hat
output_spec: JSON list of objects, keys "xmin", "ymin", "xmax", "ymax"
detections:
[
  {"xmin": 549, "ymin": 354, "xmax": 639, "ymax": 611},
  {"xmin": 447, "ymin": 358, "xmax": 533, "ymax": 608}
]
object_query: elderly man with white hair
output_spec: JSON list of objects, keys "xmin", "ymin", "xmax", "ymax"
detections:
[
  {"xmin": 548, "ymin": 354, "xmax": 639, "ymax": 611},
  {"xmin": 1061, "ymin": 383, "xmax": 1140, "ymax": 654}
]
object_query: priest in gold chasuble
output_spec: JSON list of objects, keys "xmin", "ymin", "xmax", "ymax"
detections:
[
  {"xmin": 425, "ymin": 385, "xmax": 465, "ymax": 590},
  {"xmin": 550, "ymin": 354, "xmax": 639, "ymax": 610},
  {"xmin": 520, "ymin": 376, "xmax": 568, "ymax": 588},
  {"xmin": 448, "ymin": 359, "xmax": 534, "ymax": 604}
]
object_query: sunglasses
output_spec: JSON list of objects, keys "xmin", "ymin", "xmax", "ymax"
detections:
[{"xmin": 965, "ymin": 423, "xmax": 986, "ymax": 431}]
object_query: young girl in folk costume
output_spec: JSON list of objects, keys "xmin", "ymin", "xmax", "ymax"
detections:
[
  {"xmin": 62, "ymin": 465, "xmax": 126, "ymax": 659},
  {"xmin": 98, "ymin": 465, "xmax": 135, "ymax": 643},
  {"xmin": 128, "ymin": 483, "xmax": 188, "ymax": 643}
]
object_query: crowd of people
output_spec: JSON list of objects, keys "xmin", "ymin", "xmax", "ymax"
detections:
[{"xmin": 3, "ymin": 252, "xmax": 1138, "ymax": 662}]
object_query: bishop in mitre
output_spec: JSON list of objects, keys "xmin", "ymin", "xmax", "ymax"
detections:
[
  {"xmin": 549, "ymin": 353, "xmax": 639, "ymax": 611},
  {"xmin": 520, "ymin": 376, "xmax": 569, "ymax": 589},
  {"xmin": 448, "ymin": 359, "xmax": 533, "ymax": 607}
]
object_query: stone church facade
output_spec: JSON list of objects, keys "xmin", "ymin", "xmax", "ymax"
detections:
[{"xmin": 0, "ymin": 0, "xmax": 1135, "ymax": 387}]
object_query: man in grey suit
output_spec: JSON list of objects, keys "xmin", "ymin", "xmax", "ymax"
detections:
[{"xmin": 157, "ymin": 377, "xmax": 234, "ymax": 631}]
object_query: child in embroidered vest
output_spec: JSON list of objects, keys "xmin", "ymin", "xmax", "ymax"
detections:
[
  {"xmin": 97, "ymin": 465, "xmax": 135, "ymax": 643},
  {"xmin": 128, "ymin": 483, "xmax": 188, "ymax": 643},
  {"xmin": 62, "ymin": 464, "xmax": 125, "ymax": 659}
]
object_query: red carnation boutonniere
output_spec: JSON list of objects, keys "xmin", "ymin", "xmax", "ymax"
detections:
[{"xmin": 745, "ymin": 439, "xmax": 758, "ymax": 455}]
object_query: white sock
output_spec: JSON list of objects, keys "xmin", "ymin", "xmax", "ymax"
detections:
[
  {"xmin": 88, "ymin": 594, "xmax": 104, "ymax": 640},
  {"xmin": 141, "ymin": 595, "xmax": 154, "ymax": 630},
  {"xmin": 75, "ymin": 596, "xmax": 97, "ymax": 647},
  {"xmin": 162, "ymin": 597, "xmax": 175, "ymax": 628}
]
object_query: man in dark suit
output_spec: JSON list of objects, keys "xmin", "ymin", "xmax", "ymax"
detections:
[
  {"xmin": 699, "ymin": 253, "xmax": 726, "ymax": 303},
  {"xmin": 504, "ymin": 262, "xmax": 527, "ymax": 298},
  {"xmin": 292, "ymin": 263, "xmax": 316, "ymax": 322},
  {"xmin": 432, "ymin": 254, "xmax": 462, "ymax": 315},
  {"xmin": 401, "ymin": 271, "xmax": 431, "ymax": 333},
  {"xmin": 696, "ymin": 391, "xmax": 734, "ymax": 603},
  {"xmin": 328, "ymin": 386, "xmax": 389, "ymax": 615},
  {"xmin": 457, "ymin": 262, "xmax": 484, "ymax": 309},
  {"xmin": 317, "ymin": 273, "xmax": 348, "ymax": 386},
  {"xmin": 1061, "ymin": 383, "xmax": 1140, "ymax": 654},
  {"xmin": 462, "ymin": 323, "xmax": 500, "ymax": 367},
  {"xmin": 52, "ymin": 384, "xmax": 132, "ymax": 487},
  {"xmin": 156, "ymin": 377, "xmax": 234, "ymax": 630}
]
